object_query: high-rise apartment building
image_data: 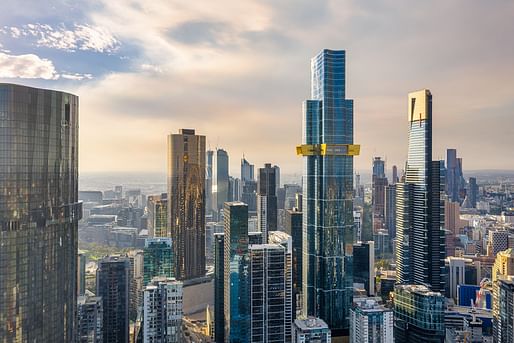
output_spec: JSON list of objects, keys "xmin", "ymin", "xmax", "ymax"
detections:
[
  {"xmin": 97, "ymin": 256, "xmax": 130, "ymax": 343},
  {"xmin": 493, "ymin": 276, "xmax": 514, "ymax": 343},
  {"xmin": 143, "ymin": 237, "xmax": 174, "ymax": 285},
  {"xmin": 293, "ymin": 318, "xmax": 331, "ymax": 343},
  {"xmin": 77, "ymin": 295, "xmax": 104, "ymax": 343},
  {"xmin": 395, "ymin": 89, "xmax": 445, "ymax": 292},
  {"xmin": 0, "ymin": 84, "xmax": 81, "ymax": 343},
  {"xmin": 224, "ymin": 202, "xmax": 250, "ymax": 342},
  {"xmin": 167, "ymin": 129, "xmax": 206, "ymax": 280},
  {"xmin": 393, "ymin": 285, "xmax": 445, "ymax": 342},
  {"xmin": 143, "ymin": 277, "xmax": 183, "ymax": 343},
  {"xmin": 213, "ymin": 148, "xmax": 229, "ymax": 213},
  {"xmin": 147, "ymin": 193, "xmax": 168, "ymax": 237},
  {"xmin": 285, "ymin": 209, "xmax": 303, "ymax": 318},
  {"xmin": 257, "ymin": 163, "xmax": 278, "ymax": 241},
  {"xmin": 241, "ymin": 156, "xmax": 255, "ymax": 182},
  {"xmin": 298, "ymin": 49, "xmax": 359, "ymax": 334},
  {"xmin": 249, "ymin": 242, "xmax": 293, "ymax": 342},
  {"xmin": 372, "ymin": 157, "xmax": 388, "ymax": 232},
  {"xmin": 350, "ymin": 298, "xmax": 393, "ymax": 343}
]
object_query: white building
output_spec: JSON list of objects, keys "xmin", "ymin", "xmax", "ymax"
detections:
[
  {"xmin": 293, "ymin": 317, "xmax": 331, "ymax": 343},
  {"xmin": 143, "ymin": 277, "xmax": 183, "ymax": 343},
  {"xmin": 350, "ymin": 297, "xmax": 393, "ymax": 343}
]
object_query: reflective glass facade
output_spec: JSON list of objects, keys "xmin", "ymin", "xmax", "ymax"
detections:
[
  {"xmin": 0, "ymin": 84, "xmax": 81, "ymax": 342},
  {"xmin": 143, "ymin": 237, "xmax": 174, "ymax": 285},
  {"xmin": 302, "ymin": 49, "xmax": 355, "ymax": 333},
  {"xmin": 167, "ymin": 129, "xmax": 206, "ymax": 280},
  {"xmin": 224, "ymin": 202, "xmax": 250, "ymax": 342},
  {"xmin": 395, "ymin": 90, "xmax": 445, "ymax": 292}
]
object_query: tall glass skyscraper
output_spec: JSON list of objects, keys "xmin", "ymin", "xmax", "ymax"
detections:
[
  {"xmin": 297, "ymin": 49, "xmax": 359, "ymax": 334},
  {"xmin": 0, "ymin": 84, "xmax": 81, "ymax": 342},
  {"xmin": 395, "ymin": 89, "xmax": 445, "ymax": 292},
  {"xmin": 167, "ymin": 129, "xmax": 206, "ymax": 280},
  {"xmin": 143, "ymin": 237, "xmax": 174, "ymax": 285}
]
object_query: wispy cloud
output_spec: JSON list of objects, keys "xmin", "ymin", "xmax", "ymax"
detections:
[
  {"xmin": 61, "ymin": 72, "xmax": 93, "ymax": 80},
  {"xmin": 0, "ymin": 52, "xmax": 58, "ymax": 79},
  {"xmin": 2, "ymin": 23, "xmax": 120, "ymax": 53}
]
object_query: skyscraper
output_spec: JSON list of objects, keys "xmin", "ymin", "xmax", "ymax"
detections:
[
  {"xmin": 143, "ymin": 237, "xmax": 174, "ymax": 285},
  {"xmin": 147, "ymin": 193, "xmax": 168, "ymax": 237},
  {"xmin": 0, "ymin": 84, "xmax": 81, "ymax": 343},
  {"xmin": 224, "ymin": 202, "xmax": 250, "ymax": 342},
  {"xmin": 285, "ymin": 209, "xmax": 303, "ymax": 318},
  {"xmin": 468, "ymin": 177, "xmax": 479, "ymax": 208},
  {"xmin": 97, "ymin": 256, "xmax": 130, "ymax": 343},
  {"xmin": 446, "ymin": 149, "xmax": 466, "ymax": 203},
  {"xmin": 384, "ymin": 184, "xmax": 396, "ymax": 239},
  {"xmin": 353, "ymin": 241, "xmax": 375, "ymax": 296},
  {"xmin": 143, "ymin": 277, "xmax": 183, "ymax": 343},
  {"xmin": 293, "ymin": 318, "xmax": 331, "ymax": 343},
  {"xmin": 78, "ymin": 253, "xmax": 87, "ymax": 296},
  {"xmin": 493, "ymin": 276, "xmax": 514, "ymax": 342},
  {"xmin": 213, "ymin": 148, "xmax": 229, "ymax": 213},
  {"xmin": 214, "ymin": 233, "xmax": 225, "ymax": 343},
  {"xmin": 350, "ymin": 298, "xmax": 393, "ymax": 343},
  {"xmin": 241, "ymin": 155, "xmax": 255, "ymax": 182},
  {"xmin": 372, "ymin": 157, "xmax": 388, "ymax": 232},
  {"xmin": 395, "ymin": 89, "xmax": 445, "ymax": 292},
  {"xmin": 77, "ymin": 295, "xmax": 104, "ymax": 343},
  {"xmin": 206, "ymin": 150, "xmax": 214, "ymax": 214},
  {"xmin": 167, "ymin": 129, "xmax": 206, "ymax": 280},
  {"xmin": 257, "ymin": 163, "xmax": 278, "ymax": 241},
  {"xmin": 297, "ymin": 49, "xmax": 359, "ymax": 333}
]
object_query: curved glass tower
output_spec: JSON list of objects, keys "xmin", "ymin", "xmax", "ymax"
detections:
[
  {"xmin": 0, "ymin": 84, "xmax": 81, "ymax": 342},
  {"xmin": 298, "ymin": 50, "xmax": 359, "ymax": 334}
]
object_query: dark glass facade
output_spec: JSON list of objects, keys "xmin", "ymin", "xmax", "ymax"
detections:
[
  {"xmin": 214, "ymin": 233, "xmax": 225, "ymax": 343},
  {"xmin": 301, "ymin": 49, "xmax": 355, "ymax": 333},
  {"xmin": 96, "ymin": 256, "xmax": 130, "ymax": 343},
  {"xmin": 0, "ymin": 83, "xmax": 81, "ymax": 342},
  {"xmin": 143, "ymin": 237, "xmax": 174, "ymax": 285},
  {"xmin": 395, "ymin": 89, "xmax": 445, "ymax": 292},
  {"xmin": 285, "ymin": 209, "xmax": 303, "ymax": 318},
  {"xmin": 167, "ymin": 129, "xmax": 206, "ymax": 280},
  {"xmin": 257, "ymin": 163, "xmax": 278, "ymax": 240},
  {"xmin": 224, "ymin": 202, "xmax": 250, "ymax": 342}
]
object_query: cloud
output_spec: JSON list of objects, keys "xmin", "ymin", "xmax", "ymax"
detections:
[
  {"xmin": 0, "ymin": 52, "xmax": 58, "ymax": 79},
  {"xmin": 3, "ymin": 23, "xmax": 120, "ymax": 53},
  {"xmin": 61, "ymin": 72, "xmax": 93, "ymax": 80}
]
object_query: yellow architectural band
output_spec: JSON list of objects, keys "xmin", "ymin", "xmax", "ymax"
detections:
[{"xmin": 296, "ymin": 144, "xmax": 360, "ymax": 156}]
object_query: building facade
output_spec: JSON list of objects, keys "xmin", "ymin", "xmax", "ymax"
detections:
[
  {"xmin": 293, "ymin": 318, "xmax": 331, "ymax": 343},
  {"xmin": 77, "ymin": 295, "xmax": 104, "ymax": 343},
  {"xmin": 213, "ymin": 148, "xmax": 229, "ymax": 214},
  {"xmin": 0, "ymin": 84, "xmax": 81, "ymax": 343},
  {"xmin": 167, "ymin": 129, "xmax": 206, "ymax": 280},
  {"xmin": 395, "ymin": 89, "xmax": 445, "ymax": 292},
  {"xmin": 353, "ymin": 241, "xmax": 375, "ymax": 296},
  {"xmin": 143, "ymin": 237, "xmax": 174, "ymax": 285},
  {"xmin": 298, "ymin": 49, "xmax": 358, "ymax": 334},
  {"xmin": 350, "ymin": 298, "xmax": 393, "ymax": 343},
  {"xmin": 285, "ymin": 209, "xmax": 303, "ymax": 318},
  {"xmin": 214, "ymin": 233, "xmax": 225, "ymax": 343},
  {"xmin": 143, "ymin": 277, "xmax": 183, "ymax": 343},
  {"xmin": 257, "ymin": 163, "xmax": 278, "ymax": 241},
  {"xmin": 97, "ymin": 256, "xmax": 130, "ymax": 343},
  {"xmin": 147, "ymin": 194, "xmax": 168, "ymax": 237}
]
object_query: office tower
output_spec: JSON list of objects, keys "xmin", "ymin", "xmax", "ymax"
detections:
[
  {"xmin": 212, "ymin": 148, "xmax": 230, "ymax": 213},
  {"xmin": 392, "ymin": 165, "xmax": 399, "ymax": 184},
  {"xmin": 143, "ymin": 237, "xmax": 174, "ymax": 285},
  {"xmin": 147, "ymin": 194, "xmax": 168, "ymax": 237},
  {"xmin": 0, "ymin": 84, "xmax": 80, "ymax": 343},
  {"xmin": 395, "ymin": 89, "xmax": 445, "ymax": 292},
  {"xmin": 297, "ymin": 49, "xmax": 358, "ymax": 334},
  {"xmin": 488, "ymin": 230, "xmax": 509, "ymax": 256},
  {"xmin": 468, "ymin": 177, "xmax": 479, "ymax": 208},
  {"xmin": 492, "ymin": 248, "xmax": 514, "ymax": 281},
  {"xmin": 241, "ymin": 180, "xmax": 258, "ymax": 212},
  {"xmin": 273, "ymin": 165, "xmax": 281, "ymax": 193},
  {"xmin": 214, "ymin": 233, "xmax": 225, "ymax": 343},
  {"xmin": 143, "ymin": 277, "xmax": 183, "ymax": 343},
  {"xmin": 78, "ymin": 253, "xmax": 87, "ymax": 296},
  {"xmin": 77, "ymin": 295, "xmax": 104, "ymax": 343},
  {"xmin": 350, "ymin": 298, "xmax": 393, "ymax": 343},
  {"xmin": 293, "ymin": 318, "xmax": 331, "ymax": 343},
  {"xmin": 372, "ymin": 157, "xmax": 389, "ymax": 233},
  {"xmin": 446, "ymin": 149, "xmax": 465, "ymax": 203},
  {"xmin": 384, "ymin": 184, "xmax": 396, "ymax": 240},
  {"xmin": 446, "ymin": 257, "xmax": 481, "ymax": 300},
  {"xmin": 284, "ymin": 184, "xmax": 302, "ymax": 210},
  {"xmin": 393, "ymin": 285, "xmax": 445, "ymax": 342},
  {"xmin": 257, "ymin": 163, "xmax": 278, "ymax": 240},
  {"xmin": 207, "ymin": 150, "xmax": 214, "ymax": 214},
  {"xmin": 241, "ymin": 156, "xmax": 255, "ymax": 182},
  {"xmin": 249, "ymin": 242, "xmax": 293, "ymax": 342},
  {"xmin": 286, "ymin": 209, "xmax": 303, "ymax": 317},
  {"xmin": 493, "ymin": 276, "xmax": 514, "ymax": 343},
  {"xmin": 167, "ymin": 129, "xmax": 206, "ymax": 280},
  {"xmin": 224, "ymin": 202, "xmax": 250, "ymax": 342},
  {"xmin": 97, "ymin": 256, "xmax": 130, "ymax": 343},
  {"xmin": 127, "ymin": 249, "xmax": 144, "ymax": 321},
  {"xmin": 353, "ymin": 241, "xmax": 375, "ymax": 296},
  {"xmin": 228, "ymin": 176, "xmax": 241, "ymax": 202}
]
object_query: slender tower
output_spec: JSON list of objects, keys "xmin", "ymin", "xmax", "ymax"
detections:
[
  {"xmin": 0, "ymin": 84, "xmax": 81, "ymax": 342},
  {"xmin": 297, "ymin": 49, "xmax": 359, "ymax": 334},
  {"xmin": 395, "ymin": 89, "xmax": 445, "ymax": 292},
  {"xmin": 167, "ymin": 129, "xmax": 206, "ymax": 280}
]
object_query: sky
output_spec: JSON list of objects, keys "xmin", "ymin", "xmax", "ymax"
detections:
[{"xmin": 0, "ymin": 0, "xmax": 513, "ymax": 176}]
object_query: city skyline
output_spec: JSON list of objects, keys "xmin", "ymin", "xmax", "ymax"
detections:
[{"xmin": 1, "ymin": 1, "xmax": 514, "ymax": 174}]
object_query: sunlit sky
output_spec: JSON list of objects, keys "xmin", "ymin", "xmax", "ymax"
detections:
[{"xmin": 1, "ymin": 0, "xmax": 513, "ymax": 176}]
